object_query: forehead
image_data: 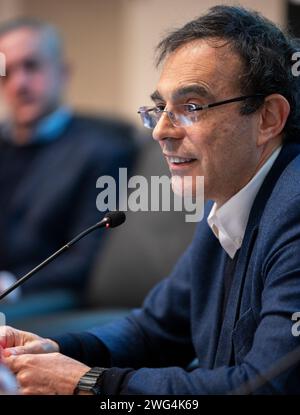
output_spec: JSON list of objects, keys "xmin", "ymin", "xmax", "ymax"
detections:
[
  {"xmin": 0, "ymin": 28, "xmax": 45, "ymax": 63},
  {"xmin": 156, "ymin": 39, "xmax": 243, "ymax": 100}
]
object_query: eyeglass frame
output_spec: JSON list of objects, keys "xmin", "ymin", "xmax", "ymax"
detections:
[{"xmin": 137, "ymin": 94, "xmax": 265, "ymax": 129}]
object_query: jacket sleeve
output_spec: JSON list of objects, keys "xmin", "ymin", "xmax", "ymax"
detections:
[{"xmin": 88, "ymin": 242, "xmax": 196, "ymax": 370}]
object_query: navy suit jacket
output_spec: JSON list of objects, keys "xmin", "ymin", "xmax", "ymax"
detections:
[{"xmin": 58, "ymin": 142, "xmax": 300, "ymax": 394}]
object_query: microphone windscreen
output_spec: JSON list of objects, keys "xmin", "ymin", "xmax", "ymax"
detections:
[{"xmin": 105, "ymin": 211, "xmax": 126, "ymax": 228}]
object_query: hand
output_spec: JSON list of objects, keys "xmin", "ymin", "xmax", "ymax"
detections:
[
  {"xmin": 0, "ymin": 326, "xmax": 59, "ymax": 357},
  {"xmin": 2, "ymin": 352, "xmax": 90, "ymax": 395}
]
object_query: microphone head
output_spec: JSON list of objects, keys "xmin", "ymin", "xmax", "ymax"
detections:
[{"xmin": 104, "ymin": 211, "xmax": 126, "ymax": 228}]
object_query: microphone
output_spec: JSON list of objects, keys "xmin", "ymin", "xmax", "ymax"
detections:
[{"xmin": 0, "ymin": 211, "xmax": 126, "ymax": 301}]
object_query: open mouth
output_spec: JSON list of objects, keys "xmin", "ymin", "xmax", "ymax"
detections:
[{"xmin": 165, "ymin": 155, "xmax": 197, "ymax": 167}]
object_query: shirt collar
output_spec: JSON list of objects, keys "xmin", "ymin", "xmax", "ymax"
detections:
[
  {"xmin": 207, "ymin": 146, "xmax": 282, "ymax": 258},
  {"xmin": 1, "ymin": 106, "xmax": 72, "ymax": 145},
  {"xmin": 34, "ymin": 106, "xmax": 72, "ymax": 143}
]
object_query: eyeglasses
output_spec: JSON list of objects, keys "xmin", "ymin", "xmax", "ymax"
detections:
[{"xmin": 137, "ymin": 94, "xmax": 265, "ymax": 129}]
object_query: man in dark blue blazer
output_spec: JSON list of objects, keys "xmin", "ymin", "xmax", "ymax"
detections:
[
  {"xmin": 0, "ymin": 18, "xmax": 136, "ymax": 299},
  {"xmin": 1, "ymin": 5, "xmax": 300, "ymax": 394}
]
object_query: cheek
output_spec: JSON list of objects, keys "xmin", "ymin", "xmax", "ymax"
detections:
[
  {"xmin": 2, "ymin": 85, "xmax": 12, "ymax": 100},
  {"xmin": 32, "ymin": 69, "xmax": 58, "ymax": 93},
  {"xmin": 189, "ymin": 120, "xmax": 222, "ymax": 161},
  {"xmin": 33, "ymin": 75, "xmax": 50, "ymax": 93},
  {"xmin": 2, "ymin": 81, "xmax": 18, "ymax": 98},
  {"xmin": 191, "ymin": 120, "xmax": 240, "ymax": 173}
]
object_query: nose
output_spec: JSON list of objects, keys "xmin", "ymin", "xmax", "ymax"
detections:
[{"xmin": 152, "ymin": 111, "xmax": 185, "ymax": 142}]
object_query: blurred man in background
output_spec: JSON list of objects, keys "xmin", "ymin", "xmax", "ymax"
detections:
[{"xmin": 0, "ymin": 18, "xmax": 136, "ymax": 301}]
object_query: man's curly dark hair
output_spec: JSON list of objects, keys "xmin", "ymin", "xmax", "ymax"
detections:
[{"xmin": 157, "ymin": 5, "xmax": 300, "ymax": 142}]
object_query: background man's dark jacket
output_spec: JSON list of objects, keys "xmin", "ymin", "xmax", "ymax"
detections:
[{"xmin": 0, "ymin": 114, "xmax": 136, "ymax": 294}]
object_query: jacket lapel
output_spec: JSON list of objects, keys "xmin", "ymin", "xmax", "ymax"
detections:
[{"xmin": 214, "ymin": 143, "xmax": 300, "ymax": 367}]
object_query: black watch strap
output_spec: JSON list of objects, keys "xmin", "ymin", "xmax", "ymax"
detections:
[{"xmin": 74, "ymin": 367, "xmax": 107, "ymax": 395}]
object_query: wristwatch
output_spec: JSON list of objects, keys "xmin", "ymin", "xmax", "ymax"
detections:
[{"xmin": 74, "ymin": 367, "xmax": 107, "ymax": 395}]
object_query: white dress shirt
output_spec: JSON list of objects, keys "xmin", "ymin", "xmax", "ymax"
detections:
[{"xmin": 207, "ymin": 146, "xmax": 282, "ymax": 258}]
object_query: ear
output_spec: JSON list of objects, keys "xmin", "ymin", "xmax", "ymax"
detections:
[{"xmin": 257, "ymin": 94, "xmax": 290, "ymax": 147}]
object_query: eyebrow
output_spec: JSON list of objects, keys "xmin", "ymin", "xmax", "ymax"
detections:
[
  {"xmin": 150, "ymin": 90, "xmax": 163, "ymax": 102},
  {"xmin": 150, "ymin": 84, "xmax": 214, "ymax": 103}
]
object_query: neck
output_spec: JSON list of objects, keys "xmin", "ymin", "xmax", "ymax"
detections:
[
  {"xmin": 214, "ymin": 138, "xmax": 282, "ymax": 208},
  {"xmin": 13, "ymin": 124, "xmax": 36, "ymax": 145},
  {"xmin": 252, "ymin": 138, "xmax": 282, "ymax": 176},
  {"xmin": 11, "ymin": 104, "xmax": 61, "ymax": 145}
]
